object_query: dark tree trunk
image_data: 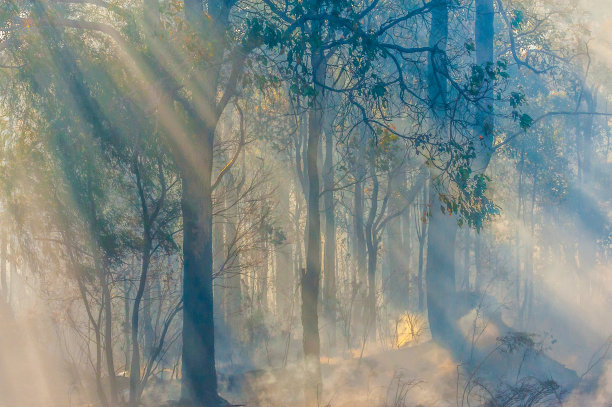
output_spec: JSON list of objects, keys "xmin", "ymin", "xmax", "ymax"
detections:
[
  {"xmin": 179, "ymin": 0, "xmax": 233, "ymax": 403},
  {"xmin": 180, "ymin": 131, "xmax": 218, "ymax": 405}
]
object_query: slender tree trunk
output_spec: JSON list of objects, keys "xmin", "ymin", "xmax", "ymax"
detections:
[
  {"xmin": 124, "ymin": 275, "xmax": 131, "ymax": 375},
  {"xmin": 0, "ymin": 238, "xmax": 7, "ymax": 305},
  {"xmin": 101, "ymin": 267, "xmax": 118, "ymax": 405},
  {"xmin": 365, "ymin": 167, "xmax": 379, "ymax": 341},
  {"xmin": 578, "ymin": 88, "xmax": 597, "ymax": 276},
  {"xmin": 8, "ymin": 242, "xmax": 15, "ymax": 307},
  {"xmin": 515, "ymin": 150, "xmax": 525, "ymax": 306},
  {"xmin": 417, "ymin": 231, "xmax": 426, "ymax": 313},
  {"xmin": 260, "ymin": 235, "xmax": 270, "ymax": 310},
  {"xmin": 521, "ymin": 171, "xmax": 537, "ymax": 325},
  {"xmin": 385, "ymin": 167, "xmax": 406, "ymax": 311},
  {"xmin": 143, "ymin": 279, "xmax": 154, "ymax": 357},
  {"xmin": 225, "ymin": 172, "xmax": 242, "ymax": 336},
  {"xmin": 353, "ymin": 144, "xmax": 367, "ymax": 336},
  {"xmin": 354, "ymin": 156, "xmax": 367, "ymax": 289},
  {"xmin": 276, "ymin": 176, "xmax": 294, "ymax": 322},
  {"xmin": 129, "ymin": 243, "xmax": 152, "ymax": 406},
  {"xmin": 322, "ymin": 118, "xmax": 337, "ymax": 350},
  {"xmin": 417, "ymin": 182, "xmax": 428, "ymax": 313}
]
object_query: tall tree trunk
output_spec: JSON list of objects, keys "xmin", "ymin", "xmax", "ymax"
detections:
[
  {"xmin": 322, "ymin": 117, "xmax": 337, "ymax": 350},
  {"xmin": 180, "ymin": 133, "xmax": 218, "ymax": 404},
  {"xmin": 472, "ymin": 0, "xmax": 495, "ymax": 295},
  {"xmin": 301, "ymin": 48, "xmax": 325, "ymax": 407},
  {"xmin": 424, "ymin": 0, "xmax": 459, "ymax": 344},
  {"xmin": 179, "ymin": 0, "xmax": 232, "ymax": 402}
]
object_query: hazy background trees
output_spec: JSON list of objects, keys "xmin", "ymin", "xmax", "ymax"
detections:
[{"xmin": 0, "ymin": 0, "xmax": 611, "ymax": 406}]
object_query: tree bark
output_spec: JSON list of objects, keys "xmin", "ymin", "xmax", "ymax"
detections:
[{"xmin": 179, "ymin": 0, "xmax": 232, "ymax": 403}]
